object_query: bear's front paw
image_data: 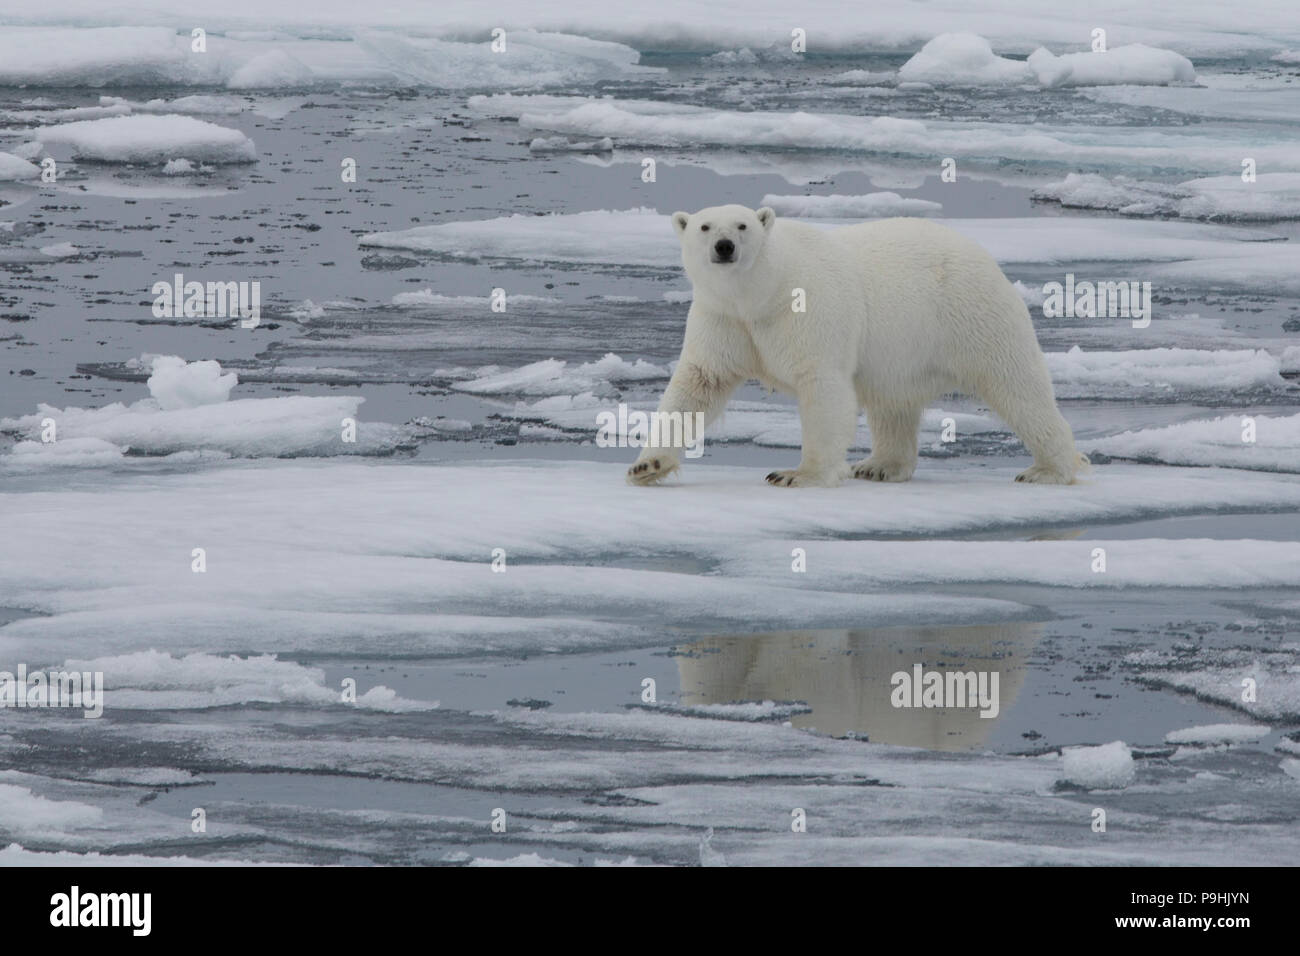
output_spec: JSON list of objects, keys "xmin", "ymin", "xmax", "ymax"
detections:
[
  {"xmin": 851, "ymin": 458, "xmax": 915, "ymax": 482},
  {"xmin": 627, "ymin": 456, "xmax": 679, "ymax": 485}
]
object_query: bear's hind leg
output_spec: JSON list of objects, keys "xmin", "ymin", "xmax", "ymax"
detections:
[
  {"xmin": 974, "ymin": 362, "xmax": 1086, "ymax": 484},
  {"xmin": 852, "ymin": 400, "xmax": 924, "ymax": 482}
]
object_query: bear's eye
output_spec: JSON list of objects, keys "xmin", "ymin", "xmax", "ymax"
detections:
[
  {"xmin": 700, "ymin": 224, "xmax": 710, "ymax": 232},
  {"xmin": 738, "ymin": 223, "xmax": 747, "ymax": 230}
]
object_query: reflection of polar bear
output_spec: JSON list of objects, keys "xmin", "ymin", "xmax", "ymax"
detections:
[
  {"xmin": 676, "ymin": 623, "xmax": 1041, "ymax": 751},
  {"xmin": 627, "ymin": 204, "xmax": 1086, "ymax": 487}
]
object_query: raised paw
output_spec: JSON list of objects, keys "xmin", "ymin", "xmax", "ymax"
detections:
[
  {"xmin": 851, "ymin": 458, "xmax": 915, "ymax": 482},
  {"xmin": 627, "ymin": 456, "xmax": 679, "ymax": 485}
]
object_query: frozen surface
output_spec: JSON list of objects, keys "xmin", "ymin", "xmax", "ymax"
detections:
[
  {"xmin": 899, "ymin": 34, "xmax": 1036, "ymax": 87},
  {"xmin": 0, "ymin": 152, "xmax": 38, "ymax": 181},
  {"xmin": 760, "ymin": 192, "xmax": 942, "ymax": 218},
  {"xmin": 1060, "ymin": 741, "xmax": 1135, "ymax": 789},
  {"xmin": 900, "ymin": 35, "xmax": 1195, "ymax": 88},
  {"xmin": 1035, "ymin": 172, "xmax": 1300, "ymax": 221},
  {"xmin": 35, "ymin": 114, "xmax": 257, "ymax": 164},
  {"xmin": 470, "ymin": 94, "xmax": 1300, "ymax": 175},
  {"xmin": 2, "ymin": 2, "xmax": 1299, "ymax": 867},
  {"xmin": 1086, "ymin": 414, "xmax": 1300, "ymax": 473},
  {"xmin": 1164, "ymin": 724, "xmax": 1268, "ymax": 745},
  {"xmin": 144, "ymin": 355, "xmax": 238, "ymax": 410},
  {"xmin": 0, "ymin": 27, "xmax": 658, "ymax": 90},
  {"xmin": 360, "ymin": 207, "xmax": 1287, "ymax": 280},
  {"xmin": 1045, "ymin": 348, "xmax": 1289, "ymax": 400},
  {"xmin": 1, "ymin": 395, "xmax": 405, "ymax": 458},
  {"xmin": 1026, "ymin": 44, "xmax": 1195, "ymax": 87},
  {"xmin": 4, "ymin": 1, "xmax": 1299, "ymax": 57}
]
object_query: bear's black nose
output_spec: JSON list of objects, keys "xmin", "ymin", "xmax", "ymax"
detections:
[{"xmin": 714, "ymin": 239, "xmax": 735, "ymax": 259}]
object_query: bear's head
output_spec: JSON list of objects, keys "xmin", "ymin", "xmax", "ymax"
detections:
[{"xmin": 671, "ymin": 204, "xmax": 775, "ymax": 277}]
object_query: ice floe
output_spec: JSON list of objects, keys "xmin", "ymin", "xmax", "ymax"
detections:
[
  {"xmin": 451, "ymin": 354, "xmax": 669, "ymax": 397},
  {"xmin": 360, "ymin": 207, "xmax": 1286, "ymax": 278},
  {"xmin": 1164, "ymin": 724, "xmax": 1268, "ymax": 745},
  {"xmin": 1085, "ymin": 414, "xmax": 1300, "ymax": 473},
  {"xmin": 6, "ymin": 1, "xmax": 1294, "ymax": 58},
  {"xmin": 1061, "ymin": 741, "xmax": 1136, "ymax": 789},
  {"xmin": 0, "ymin": 152, "xmax": 39, "ymax": 181},
  {"xmin": 899, "ymin": 34, "xmax": 1036, "ymax": 87},
  {"xmin": 57, "ymin": 650, "xmax": 434, "ymax": 712},
  {"xmin": 1027, "ymin": 44, "xmax": 1195, "ymax": 87},
  {"xmin": 1045, "ymin": 347, "xmax": 1290, "ymax": 400},
  {"xmin": 759, "ymin": 192, "xmax": 942, "ymax": 218},
  {"xmin": 144, "ymin": 355, "xmax": 238, "ymax": 411},
  {"xmin": 0, "ymin": 26, "xmax": 658, "ymax": 90},
  {"xmin": 469, "ymin": 94, "xmax": 1300, "ymax": 175},
  {"xmin": 1, "ymin": 356, "xmax": 406, "ymax": 459},
  {"xmin": 899, "ymin": 34, "xmax": 1195, "ymax": 89},
  {"xmin": 1132, "ymin": 646, "xmax": 1300, "ymax": 721},
  {"xmin": 35, "ymin": 114, "xmax": 256, "ymax": 164},
  {"xmin": 1035, "ymin": 172, "xmax": 1300, "ymax": 221}
]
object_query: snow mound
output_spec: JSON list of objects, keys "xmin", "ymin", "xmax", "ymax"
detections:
[
  {"xmin": 898, "ymin": 35, "xmax": 1194, "ymax": 89},
  {"xmin": 1028, "ymin": 44, "xmax": 1196, "ymax": 87},
  {"xmin": 760, "ymin": 192, "xmax": 942, "ymax": 218},
  {"xmin": 1061, "ymin": 741, "xmax": 1135, "ymax": 789},
  {"xmin": 36, "ymin": 114, "xmax": 256, "ymax": 164},
  {"xmin": 899, "ymin": 34, "xmax": 1034, "ymax": 87},
  {"xmin": 145, "ymin": 355, "xmax": 238, "ymax": 411}
]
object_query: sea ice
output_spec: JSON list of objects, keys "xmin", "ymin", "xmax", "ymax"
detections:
[
  {"xmin": 1061, "ymin": 741, "xmax": 1136, "ymax": 789},
  {"xmin": 760, "ymin": 192, "xmax": 942, "ymax": 218},
  {"xmin": 36, "ymin": 114, "xmax": 257, "ymax": 164},
  {"xmin": 144, "ymin": 355, "xmax": 238, "ymax": 410},
  {"xmin": 1085, "ymin": 414, "xmax": 1300, "ymax": 473}
]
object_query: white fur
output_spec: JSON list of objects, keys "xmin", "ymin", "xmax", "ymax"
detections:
[{"xmin": 628, "ymin": 204, "xmax": 1087, "ymax": 487}]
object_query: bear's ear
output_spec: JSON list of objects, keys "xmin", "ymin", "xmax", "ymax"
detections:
[
  {"xmin": 756, "ymin": 207, "xmax": 776, "ymax": 231},
  {"xmin": 671, "ymin": 211, "xmax": 691, "ymax": 234}
]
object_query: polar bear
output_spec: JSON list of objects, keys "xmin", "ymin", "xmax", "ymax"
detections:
[{"xmin": 627, "ymin": 204, "xmax": 1086, "ymax": 487}]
